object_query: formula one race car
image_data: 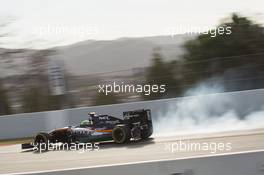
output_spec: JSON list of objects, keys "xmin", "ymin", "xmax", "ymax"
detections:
[{"xmin": 22, "ymin": 109, "xmax": 153, "ymax": 150}]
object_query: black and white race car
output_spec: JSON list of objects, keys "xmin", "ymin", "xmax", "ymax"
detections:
[{"xmin": 22, "ymin": 109, "xmax": 153, "ymax": 150}]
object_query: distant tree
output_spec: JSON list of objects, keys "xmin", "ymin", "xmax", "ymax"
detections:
[
  {"xmin": 21, "ymin": 50, "xmax": 69, "ymax": 112},
  {"xmin": 22, "ymin": 85, "xmax": 67, "ymax": 113},
  {"xmin": 143, "ymin": 48, "xmax": 179, "ymax": 100},
  {"xmin": 0, "ymin": 20, "xmax": 15, "ymax": 115},
  {"xmin": 0, "ymin": 81, "xmax": 12, "ymax": 115},
  {"xmin": 182, "ymin": 14, "xmax": 264, "ymax": 91},
  {"xmin": 0, "ymin": 19, "xmax": 71, "ymax": 113},
  {"xmin": 92, "ymin": 92, "xmax": 120, "ymax": 106},
  {"xmin": 22, "ymin": 86, "xmax": 47, "ymax": 113}
]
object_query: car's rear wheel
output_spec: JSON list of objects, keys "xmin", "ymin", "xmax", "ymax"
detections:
[{"xmin": 112, "ymin": 125, "xmax": 131, "ymax": 144}]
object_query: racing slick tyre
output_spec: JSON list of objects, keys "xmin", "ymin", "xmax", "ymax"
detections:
[
  {"xmin": 112, "ymin": 125, "xmax": 131, "ymax": 144},
  {"xmin": 34, "ymin": 132, "xmax": 50, "ymax": 151}
]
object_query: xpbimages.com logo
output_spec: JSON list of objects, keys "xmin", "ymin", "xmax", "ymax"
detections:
[
  {"xmin": 98, "ymin": 82, "xmax": 166, "ymax": 95},
  {"xmin": 32, "ymin": 141, "xmax": 100, "ymax": 153},
  {"xmin": 164, "ymin": 140, "xmax": 232, "ymax": 154}
]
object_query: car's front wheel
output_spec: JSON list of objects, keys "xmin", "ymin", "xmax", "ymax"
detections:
[{"xmin": 34, "ymin": 132, "xmax": 50, "ymax": 151}]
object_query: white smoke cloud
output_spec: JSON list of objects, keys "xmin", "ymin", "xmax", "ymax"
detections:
[{"xmin": 153, "ymin": 82, "xmax": 264, "ymax": 136}]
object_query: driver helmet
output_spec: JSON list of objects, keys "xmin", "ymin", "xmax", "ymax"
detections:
[
  {"xmin": 80, "ymin": 119, "xmax": 93, "ymax": 127},
  {"xmin": 88, "ymin": 112, "xmax": 96, "ymax": 117}
]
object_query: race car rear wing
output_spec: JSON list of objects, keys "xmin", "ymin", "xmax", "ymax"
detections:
[{"xmin": 123, "ymin": 109, "xmax": 152, "ymax": 124}]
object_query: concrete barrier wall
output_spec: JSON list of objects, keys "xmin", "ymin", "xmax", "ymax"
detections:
[
  {"xmin": 1, "ymin": 89, "xmax": 264, "ymax": 140},
  {"xmin": 33, "ymin": 151, "xmax": 264, "ymax": 175}
]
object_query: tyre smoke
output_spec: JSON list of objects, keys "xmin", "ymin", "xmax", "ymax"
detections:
[{"xmin": 153, "ymin": 82, "xmax": 264, "ymax": 136}]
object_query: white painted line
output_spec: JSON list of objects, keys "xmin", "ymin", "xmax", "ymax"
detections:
[{"xmin": 2, "ymin": 149, "xmax": 264, "ymax": 175}]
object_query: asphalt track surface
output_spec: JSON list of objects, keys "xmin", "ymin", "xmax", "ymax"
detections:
[{"xmin": 0, "ymin": 128, "xmax": 264, "ymax": 175}]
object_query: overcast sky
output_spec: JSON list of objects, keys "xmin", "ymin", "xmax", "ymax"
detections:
[{"xmin": 1, "ymin": 0, "xmax": 264, "ymax": 48}]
